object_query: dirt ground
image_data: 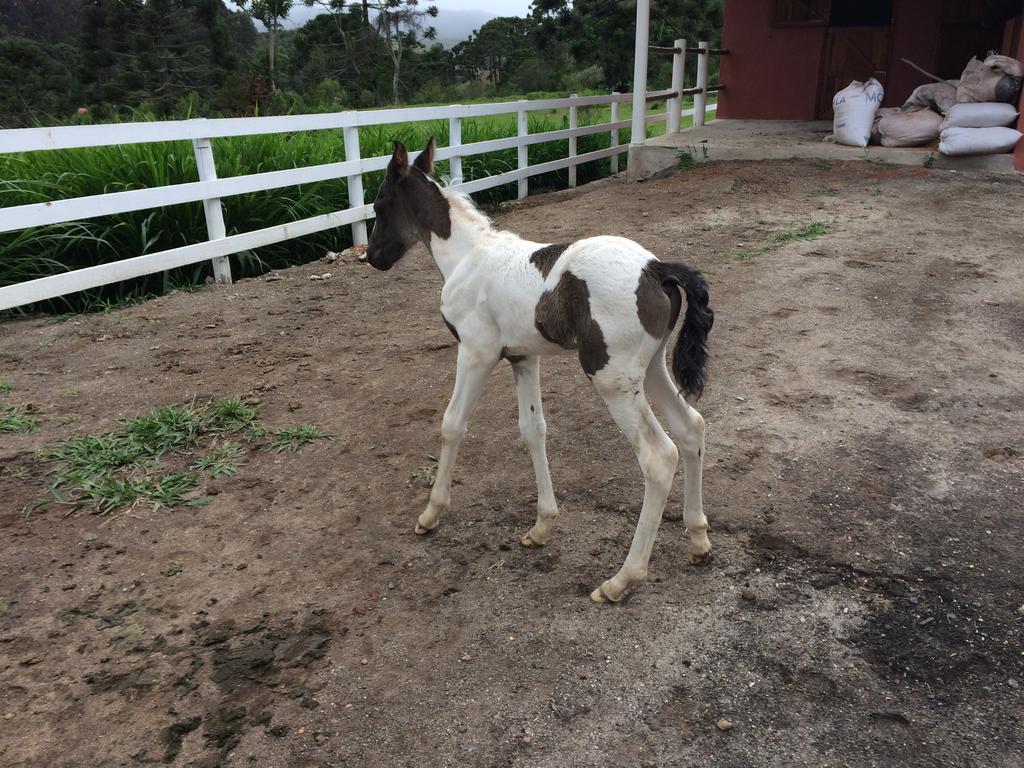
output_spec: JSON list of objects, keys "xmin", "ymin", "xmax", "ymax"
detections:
[{"xmin": 1, "ymin": 159, "xmax": 1023, "ymax": 768}]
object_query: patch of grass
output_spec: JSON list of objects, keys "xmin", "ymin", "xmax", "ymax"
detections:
[
  {"xmin": 409, "ymin": 455, "xmax": 439, "ymax": 488},
  {"xmin": 677, "ymin": 149, "xmax": 697, "ymax": 171},
  {"xmin": 205, "ymin": 397, "xmax": 263, "ymax": 435},
  {"xmin": 735, "ymin": 245, "xmax": 771, "ymax": 262},
  {"xmin": 43, "ymin": 396, "xmax": 329, "ymax": 515},
  {"xmin": 772, "ymin": 221, "xmax": 830, "ymax": 244},
  {"xmin": 5, "ymin": 466, "xmax": 30, "ymax": 480},
  {"xmin": 807, "ymin": 187, "xmax": 839, "ymax": 197},
  {"xmin": 808, "ymin": 158, "xmax": 833, "ymax": 171},
  {"xmin": 923, "ymin": 154, "xmax": 936, "ymax": 169},
  {"xmin": 190, "ymin": 441, "xmax": 243, "ymax": 478},
  {"xmin": 1, "ymin": 406, "xmax": 38, "ymax": 433},
  {"xmin": 56, "ymin": 414, "xmax": 77, "ymax": 426},
  {"xmin": 0, "ymin": 380, "xmax": 12, "ymax": 394},
  {"xmin": 267, "ymin": 424, "xmax": 334, "ymax": 453},
  {"xmin": 122, "ymin": 403, "xmax": 208, "ymax": 457},
  {"xmin": 735, "ymin": 221, "xmax": 831, "ymax": 261}
]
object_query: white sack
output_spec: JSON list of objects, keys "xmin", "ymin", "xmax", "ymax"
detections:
[
  {"xmin": 940, "ymin": 102, "xmax": 1019, "ymax": 130},
  {"xmin": 878, "ymin": 110, "xmax": 943, "ymax": 147},
  {"xmin": 833, "ymin": 78, "xmax": 884, "ymax": 148},
  {"xmin": 939, "ymin": 126, "xmax": 1023, "ymax": 156}
]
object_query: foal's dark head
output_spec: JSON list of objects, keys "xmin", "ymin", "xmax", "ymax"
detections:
[{"xmin": 366, "ymin": 137, "xmax": 452, "ymax": 271}]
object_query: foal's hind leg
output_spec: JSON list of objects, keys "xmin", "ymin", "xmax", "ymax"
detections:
[
  {"xmin": 590, "ymin": 370, "xmax": 679, "ymax": 603},
  {"xmin": 511, "ymin": 357, "xmax": 559, "ymax": 547},
  {"xmin": 645, "ymin": 353, "xmax": 711, "ymax": 564},
  {"xmin": 417, "ymin": 345, "xmax": 498, "ymax": 534}
]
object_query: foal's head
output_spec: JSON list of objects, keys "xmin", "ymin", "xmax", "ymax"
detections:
[{"xmin": 366, "ymin": 137, "xmax": 452, "ymax": 271}]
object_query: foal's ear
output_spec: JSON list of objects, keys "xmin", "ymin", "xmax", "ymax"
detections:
[
  {"xmin": 413, "ymin": 135, "xmax": 436, "ymax": 175},
  {"xmin": 391, "ymin": 141, "xmax": 409, "ymax": 175}
]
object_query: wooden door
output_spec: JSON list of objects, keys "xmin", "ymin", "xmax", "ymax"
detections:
[{"xmin": 816, "ymin": 27, "xmax": 893, "ymax": 119}]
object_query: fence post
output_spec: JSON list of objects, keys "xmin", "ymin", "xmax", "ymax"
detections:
[
  {"xmin": 449, "ymin": 113, "xmax": 463, "ymax": 184},
  {"xmin": 517, "ymin": 101, "xmax": 529, "ymax": 200},
  {"xmin": 568, "ymin": 94, "xmax": 579, "ymax": 187},
  {"xmin": 343, "ymin": 125, "xmax": 368, "ymax": 245},
  {"xmin": 629, "ymin": 0, "xmax": 651, "ymax": 147},
  {"xmin": 668, "ymin": 38, "xmax": 686, "ymax": 134},
  {"xmin": 694, "ymin": 40, "xmax": 710, "ymax": 127},
  {"xmin": 191, "ymin": 136, "xmax": 232, "ymax": 284},
  {"xmin": 610, "ymin": 92, "xmax": 621, "ymax": 173}
]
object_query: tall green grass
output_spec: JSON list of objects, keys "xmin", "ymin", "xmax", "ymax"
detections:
[{"xmin": 0, "ymin": 98, "xmax": 688, "ymax": 314}]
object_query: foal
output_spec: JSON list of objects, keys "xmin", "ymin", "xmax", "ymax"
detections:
[{"xmin": 366, "ymin": 138, "xmax": 714, "ymax": 603}]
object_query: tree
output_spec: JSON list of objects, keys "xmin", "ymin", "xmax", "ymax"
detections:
[
  {"xmin": 233, "ymin": 0, "xmax": 294, "ymax": 91},
  {"xmin": 457, "ymin": 17, "xmax": 534, "ymax": 89},
  {"xmin": 0, "ymin": 35, "xmax": 77, "ymax": 127},
  {"xmin": 367, "ymin": 0, "xmax": 439, "ymax": 105}
]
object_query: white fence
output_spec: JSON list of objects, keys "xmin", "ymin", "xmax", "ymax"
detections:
[{"xmin": 0, "ymin": 55, "xmax": 717, "ymax": 312}]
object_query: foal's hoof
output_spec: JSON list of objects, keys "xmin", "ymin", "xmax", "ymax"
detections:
[
  {"xmin": 689, "ymin": 546, "xmax": 712, "ymax": 566},
  {"xmin": 589, "ymin": 580, "xmax": 624, "ymax": 604},
  {"xmin": 414, "ymin": 513, "xmax": 439, "ymax": 535},
  {"xmin": 688, "ymin": 532, "xmax": 712, "ymax": 565},
  {"xmin": 520, "ymin": 533, "xmax": 543, "ymax": 548}
]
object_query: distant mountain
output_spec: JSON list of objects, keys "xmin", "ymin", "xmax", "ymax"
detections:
[{"xmin": 281, "ymin": 6, "xmax": 497, "ymax": 46}]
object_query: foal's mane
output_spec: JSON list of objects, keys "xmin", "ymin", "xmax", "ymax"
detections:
[{"xmin": 437, "ymin": 176, "xmax": 494, "ymax": 231}]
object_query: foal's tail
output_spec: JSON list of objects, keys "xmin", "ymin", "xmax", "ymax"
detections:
[{"xmin": 648, "ymin": 261, "xmax": 714, "ymax": 400}]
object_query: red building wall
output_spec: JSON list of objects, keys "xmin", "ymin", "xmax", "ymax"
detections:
[
  {"xmin": 885, "ymin": 0, "xmax": 942, "ymax": 109},
  {"xmin": 1011, "ymin": 15, "xmax": 1024, "ymax": 172},
  {"xmin": 717, "ymin": 0, "xmax": 826, "ymax": 120}
]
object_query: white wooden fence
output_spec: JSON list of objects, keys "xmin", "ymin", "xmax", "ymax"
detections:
[{"xmin": 0, "ymin": 57, "xmax": 717, "ymax": 312}]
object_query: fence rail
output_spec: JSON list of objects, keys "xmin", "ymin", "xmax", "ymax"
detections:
[{"xmin": 1, "ymin": 88, "xmax": 716, "ymax": 312}]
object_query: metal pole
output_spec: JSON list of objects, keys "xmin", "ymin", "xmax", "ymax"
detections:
[{"xmin": 629, "ymin": 0, "xmax": 650, "ymax": 147}]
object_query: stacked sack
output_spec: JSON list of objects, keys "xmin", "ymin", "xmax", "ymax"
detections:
[
  {"xmin": 938, "ymin": 55, "xmax": 1023, "ymax": 156},
  {"xmin": 939, "ymin": 103, "xmax": 1021, "ymax": 156},
  {"xmin": 833, "ymin": 54, "xmax": 1023, "ymax": 154}
]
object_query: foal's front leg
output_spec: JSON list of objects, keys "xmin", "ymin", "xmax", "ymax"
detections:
[
  {"xmin": 511, "ymin": 357, "xmax": 559, "ymax": 547},
  {"xmin": 416, "ymin": 345, "xmax": 499, "ymax": 534}
]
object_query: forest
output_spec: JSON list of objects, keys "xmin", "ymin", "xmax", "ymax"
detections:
[{"xmin": 0, "ymin": 0, "xmax": 723, "ymax": 127}]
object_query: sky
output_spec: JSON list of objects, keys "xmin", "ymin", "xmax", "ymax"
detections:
[{"xmin": 432, "ymin": 0, "xmax": 533, "ymax": 13}]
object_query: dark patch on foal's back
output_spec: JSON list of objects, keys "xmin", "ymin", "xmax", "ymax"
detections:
[
  {"xmin": 635, "ymin": 262, "xmax": 677, "ymax": 337},
  {"xmin": 535, "ymin": 271, "xmax": 609, "ymax": 376},
  {"xmin": 529, "ymin": 244, "xmax": 571, "ymax": 279}
]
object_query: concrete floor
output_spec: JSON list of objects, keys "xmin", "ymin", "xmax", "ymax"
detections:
[{"xmin": 627, "ymin": 119, "xmax": 1019, "ymax": 179}]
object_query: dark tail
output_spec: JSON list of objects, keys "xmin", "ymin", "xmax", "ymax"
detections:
[{"xmin": 648, "ymin": 261, "xmax": 714, "ymax": 399}]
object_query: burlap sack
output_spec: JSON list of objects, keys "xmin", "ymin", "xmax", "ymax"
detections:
[
  {"xmin": 956, "ymin": 55, "xmax": 1024, "ymax": 104},
  {"xmin": 902, "ymin": 82, "xmax": 957, "ymax": 114},
  {"xmin": 878, "ymin": 110, "xmax": 943, "ymax": 147},
  {"xmin": 871, "ymin": 107, "xmax": 901, "ymax": 144}
]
